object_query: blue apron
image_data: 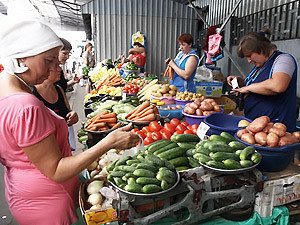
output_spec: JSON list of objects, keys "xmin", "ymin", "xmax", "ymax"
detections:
[
  {"xmin": 244, "ymin": 50, "xmax": 297, "ymax": 132},
  {"xmin": 170, "ymin": 49, "xmax": 199, "ymax": 93}
]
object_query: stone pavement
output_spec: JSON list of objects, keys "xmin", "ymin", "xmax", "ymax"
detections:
[{"xmin": 0, "ymin": 83, "xmax": 87, "ymax": 225}]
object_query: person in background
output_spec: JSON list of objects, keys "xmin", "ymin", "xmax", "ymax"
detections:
[
  {"xmin": 126, "ymin": 42, "xmax": 147, "ymax": 72},
  {"xmin": 55, "ymin": 38, "xmax": 82, "ymax": 92},
  {"xmin": 0, "ymin": 19, "xmax": 139, "ymax": 225},
  {"xmin": 82, "ymin": 42, "xmax": 95, "ymax": 68},
  {"xmin": 165, "ymin": 33, "xmax": 199, "ymax": 93},
  {"xmin": 227, "ymin": 30, "xmax": 297, "ymax": 132}
]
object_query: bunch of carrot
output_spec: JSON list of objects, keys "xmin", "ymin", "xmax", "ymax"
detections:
[
  {"xmin": 86, "ymin": 111, "xmax": 121, "ymax": 131},
  {"xmin": 96, "ymin": 74, "xmax": 124, "ymax": 91},
  {"xmin": 163, "ymin": 66, "xmax": 174, "ymax": 80},
  {"xmin": 125, "ymin": 101, "xmax": 159, "ymax": 121}
]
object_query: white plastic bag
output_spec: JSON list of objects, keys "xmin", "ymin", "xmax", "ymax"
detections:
[{"xmin": 194, "ymin": 66, "xmax": 214, "ymax": 82}]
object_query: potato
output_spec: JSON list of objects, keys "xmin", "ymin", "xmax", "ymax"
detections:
[
  {"xmin": 273, "ymin": 123, "xmax": 287, "ymax": 132},
  {"xmin": 266, "ymin": 133, "xmax": 279, "ymax": 147},
  {"xmin": 205, "ymin": 98, "xmax": 215, "ymax": 103},
  {"xmin": 190, "ymin": 102, "xmax": 199, "ymax": 110},
  {"xmin": 203, "ymin": 110, "xmax": 215, "ymax": 116},
  {"xmin": 184, "ymin": 106, "xmax": 195, "ymax": 115},
  {"xmin": 268, "ymin": 127, "xmax": 286, "ymax": 137},
  {"xmin": 194, "ymin": 98, "xmax": 202, "ymax": 106},
  {"xmin": 292, "ymin": 132, "xmax": 300, "ymax": 139},
  {"xmin": 169, "ymin": 85, "xmax": 177, "ymax": 91},
  {"xmin": 210, "ymin": 101, "xmax": 218, "ymax": 106},
  {"xmin": 163, "ymin": 93, "xmax": 172, "ymax": 97},
  {"xmin": 175, "ymin": 105, "xmax": 182, "ymax": 109},
  {"xmin": 213, "ymin": 105, "xmax": 222, "ymax": 112},
  {"xmin": 238, "ymin": 120, "xmax": 250, "ymax": 128},
  {"xmin": 169, "ymin": 90, "xmax": 177, "ymax": 96},
  {"xmin": 156, "ymin": 93, "xmax": 163, "ymax": 97},
  {"xmin": 160, "ymin": 86, "xmax": 169, "ymax": 94},
  {"xmin": 262, "ymin": 122, "xmax": 274, "ymax": 133},
  {"xmin": 195, "ymin": 109, "xmax": 203, "ymax": 116},
  {"xmin": 237, "ymin": 128, "xmax": 248, "ymax": 138},
  {"xmin": 254, "ymin": 131, "xmax": 267, "ymax": 146},
  {"xmin": 200, "ymin": 102, "xmax": 213, "ymax": 111},
  {"xmin": 248, "ymin": 116, "xmax": 270, "ymax": 133},
  {"xmin": 241, "ymin": 133, "xmax": 255, "ymax": 144},
  {"xmin": 278, "ymin": 135, "xmax": 299, "ymax": 147}
]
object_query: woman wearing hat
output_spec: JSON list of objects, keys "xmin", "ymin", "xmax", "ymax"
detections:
[{"xmin": 0, "ymin": 19, "xmax": 139, "ymax": 225}]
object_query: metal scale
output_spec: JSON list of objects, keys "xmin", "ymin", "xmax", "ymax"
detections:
[{"xmin": 112, "ymin": 167, "xmax": 263, "ymax": 225}]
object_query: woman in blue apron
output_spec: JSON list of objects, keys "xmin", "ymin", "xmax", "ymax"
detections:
[
  {"xmin": 227, "ymin": 32, "xmax": 297, "ymax": 132},
  {"xmin": 165, "ymin": 33, "xmax": 199, "ymax": 93}
]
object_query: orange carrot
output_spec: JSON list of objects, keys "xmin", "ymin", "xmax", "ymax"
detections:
[
  {"xmin": 107, "ymin": 122, "xmax": 117, "ymax": 127},
  {"xmin": 100, "ymin": 112, "xmax": 117, "ymax": 119},
  {"xmin": 127, "ymin": 101, "xmax": 150, "ymax": 119},
  {"xmin": 98, "ymin": 126, "xmax": 109, "ymax": 131},
  {"xmin": 93, "ymin": 122, "xmax": 106, "ymax": 128},
  {"xmin": 96, "ymin": 118, "xmax": 117, "ymax": 123},
  {"xmin": 135, "ymin": 108, "xmax": 154, "ymax": 119},
  {"xmin": 135, "ymin": 105, "xmax": 154, "ymax": 117},
  {"xmin": 111, "ymin": 122, "xmax": 121, "ymax": 129},
  {"xmin": 134, "ymin": 114, "xmax": 156, "ymax": 121}
]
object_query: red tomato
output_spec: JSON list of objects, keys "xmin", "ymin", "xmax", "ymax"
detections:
[
  {"xmin": 173, "ymin": 130, "xmax": 184, "ymax": 135},
  {"xmin": 146, "ymin": 132, "xmax": 153, "ymax": 138},
  {"xmin": 187, "ymin": 125, "xmax": 193, "ymax": 131},
  {"xmin": 176, "ymin": 124, "xmax": 187, "ymax": 132},
  {"xmin": 161, "ymin": 130, "xmax": 172, "ymax": 140},
  {"xmin": 142, "ymin": 126, "xmax": 151, "ymax": 133},
  {"xmin": 181, "ymin": 122, "xmax": 189, "ymax": 127},
  {"xmin": 149, "ymin": 121, "xmax": 162, "ymax": 132},
  {"xmin": 164, "ymin": 123, "xmax": 176, "ymax": 134},
  {"xmin": 184, "ymin": 129, "xmax": 193, "ymax": 134},
  {"xmin": 151, "ymin": 131, "xmax": 162, "ymax": 141},
  {"xmin": 192, "ymin": 124, "xmax": 199, "ymax": 130},
  {"xmin": 170, "ymin": 118, "xmax": 180, "ymax": 127},
  {"xmin": 136, "ymin": 130, "xmax": 146, "ymax": 139},
  {"xmin": 130, "ymin": 128, "xmax": 140, "ymax": 134},
  {"xmin": 144, "ymin": 136, "xmax": 154, "ymax": 145}
]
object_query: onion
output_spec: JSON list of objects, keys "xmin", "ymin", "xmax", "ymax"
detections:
[
  {"xmin": 87, "ymin": 180, "xmax": 104, "ymax": 195},
  {"xmin": 88, "ymin": 193, "xmax": 103, "ymax": 205}
]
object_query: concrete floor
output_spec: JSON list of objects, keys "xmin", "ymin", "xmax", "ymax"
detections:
[{"xmin": 0, "ymin": 83, "xmax": 87, "ymax": 225}]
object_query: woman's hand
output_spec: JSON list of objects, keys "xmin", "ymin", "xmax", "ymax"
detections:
[
  {"xmin": 227, "ymin": 76, "xmax": 245, "ymax": 87},
  {"xmin": 102, "ymin": 123, "xmax": 140, "ymax": 150},
  {"xmin": 165, "ymin": 58, "xmax": 172, "ymax": 65},
  {"xmin": 66, "ymin": 111, "xmax": 79, "ymax": 126}
]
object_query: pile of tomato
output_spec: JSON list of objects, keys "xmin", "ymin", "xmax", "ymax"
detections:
[
  {"xmin": 130, "ymin": 118, "xmax": 199, "ymax": 145},
  {"xmin": 122, "ymin": 83, "xmax": 140, "ymax": 94}
]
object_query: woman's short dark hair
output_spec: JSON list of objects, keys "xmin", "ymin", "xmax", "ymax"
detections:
[
  {"xmin": 133, "ymin": 42, "xmax": 144, "ymax": 48},
  {"xmin": 60, "ymin": 38, "xmax": 72, "ymax": 51},
  {"xmin": 237, "ymin": 32, "xmax": 275, "ymax": 58},
  {"xmin": 177, "ymin": 33, "xmax": 193, "ymax": 45}
]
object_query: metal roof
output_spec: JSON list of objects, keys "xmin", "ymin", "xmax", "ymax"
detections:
[{"xmin": 0, "ymin": 0, "xmax": 92, "ymax": 31}]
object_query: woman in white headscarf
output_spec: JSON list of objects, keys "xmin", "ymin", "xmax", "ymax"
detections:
[{"xmin": 0, "ymin": 19, "xmax": 139, "ymax": 225}]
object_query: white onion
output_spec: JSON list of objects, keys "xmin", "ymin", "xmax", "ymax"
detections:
[
  {"xmin": 87, "ymin": 180, "xmax": 104, "ymax": 195},
  {"xmin": 88, "ymin": 193, "xmax": 103, "ymax": 205}
]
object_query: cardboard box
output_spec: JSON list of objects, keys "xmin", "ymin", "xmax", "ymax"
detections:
[
  {"xmin": 79, "ymin": 177, "xmax": 118, "ymax": 225},
  {"xmin": 195, "ymin": 81, "xmax": 223, "ymax": 97},
  {"xmin": 254, "ymin": 163, "xmax": 300, "ymax": 217},
  {"xmin": 208, "ymin": 95, "xmax": 244, "ymax": 116}
]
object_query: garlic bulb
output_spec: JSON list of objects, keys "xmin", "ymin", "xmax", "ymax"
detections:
[
  {"xmin": 88, "ymin": 193, "xmax": 103, "ymax": 206},
  {"xmin": 87, "ymin": 180, "xmax": 104, "ymax": 195}
]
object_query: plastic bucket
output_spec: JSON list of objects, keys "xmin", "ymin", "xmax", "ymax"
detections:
[{"xmin": 158, "ymin": 105, "xmax": 184, "ymax": 120}]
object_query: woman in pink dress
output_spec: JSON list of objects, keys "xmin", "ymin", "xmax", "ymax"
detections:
[{"xmin": 0, "ymin": 19, "xmax": 139, "ymax": 225}]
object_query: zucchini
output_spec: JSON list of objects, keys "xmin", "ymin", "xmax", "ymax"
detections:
[
  {"xmin": 147, "ymin": 139, "xmax": 172, "ymax": 154},
  {"xmin": 136, "ymin": 177, "xmax": 161, "ymax": 186},
  {"xmin": 207, "ymin": 160, "xmax": 226, "ymax": 169},
  {"xmin": 251, "ymin": 152, "xmax": 262, "ymax": 164},
  {"xmin": 220, "ymin": 132, "xmax": 236, "ymax": 142},
  {"xmin": 171, "ymin": 134, "xmax": 200, "ymax": 143},
  {"xmin": 223, "ymin": 159, "xmax": 242, "ymax": 170},
  {"xmin": 157, "ymin": 147, "xmax": 186, "ymax": 160},
  {"xmin": 153, "ymin": 142, "xmax": 178, "ymax": 156},
  {"xmin": 209, "ymin": 134, "xmax": 231, "ymax": 144},
  {"xmin": 133, "ymin": 169, "xmax": 156, "ymax": 178},
  {"xmin": 188, "ymin": 157, "xmax": 201, "ymax": 168},
  {"xmin": 193, "ymin": 153, "xmax": 211, "ymax": 164},
  {"xmin": 169, "ymin": 156, "xmax": 189, "ymax": 167},
  {"xmin": 177, "ymin": 142, "xmax": 198, "ymax": 150},
  {"xmin": 145, "ymin": 154, "xmax": 164, "ymax": 167},
  {"xmin": 240, "ymin": 160, "xmax": 254, "ymax": 168},
  {"xmin": 240, "ymin": 146, "xmax": 255, "ymax": 160},
  {"xmin": 228, "ymin": 141, "xmax": 247, "ymax": 151},
  {"xmin": 142, "ymin": 184, "xmax": 162, "ymax": 194}
]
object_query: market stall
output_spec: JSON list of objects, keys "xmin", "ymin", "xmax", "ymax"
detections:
[{"xmin": 76, "ymin": 60, "xmax": 300, "ymax": 225}]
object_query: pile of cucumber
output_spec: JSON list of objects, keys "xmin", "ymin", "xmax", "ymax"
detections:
[
  {"xmin": 193, "ymin": 132, "xmax": 262, "ymax": 170},
  {"xmin": 146, "ymin": 134, "xmax": 201, "ymax": 171},
  {"xmin": 107, "ymin": 152, "xmax": 178, "ymax": 194}
]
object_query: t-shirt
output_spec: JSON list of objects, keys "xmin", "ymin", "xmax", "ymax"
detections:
[{"xmin": 0, "ymin": 93, "xmax": 78, "ymax": 225}]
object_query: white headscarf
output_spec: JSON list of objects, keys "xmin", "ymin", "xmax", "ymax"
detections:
[{"xmin": 0, "ymin": 17, "xmax": 63, "ymax": 74}]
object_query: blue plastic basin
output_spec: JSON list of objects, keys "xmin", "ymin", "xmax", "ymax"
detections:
[{"xmin": 158, "ymin": 105, "xmax": 184, "ymax": 120}]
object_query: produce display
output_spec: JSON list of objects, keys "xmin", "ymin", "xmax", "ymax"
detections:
[
  {"xmin": 96, "ymin": 74, "xmax": 124, "ymax": 91},
  {"xmin": 122, "ymin": 83, "xmax": 140, "ymax": 94},
  {"xmin": 85, "ymin": 111, "xmax": 121, "ymax": 132},
  {"xmin": 89, "ymin": 64, "xmax": 120, "ymax": 82},
  {"xmin": 123, "ymin": 73, "xmax": 140, "ymax": 82},
  {"xmin": 119, "ymin": 96, "xmax": 140, "ymax": 107},
  {"xmin": 97, "ymin": 86, "xmax": 122, "ymax": 96},
  {"xmin": 151, "ymin": 84, "xmax": 178, "ymax": 97},
  {"xmin": 125, "ymin": 101, "xmax": 159, "ymax": 122},
  {"xmin": 158, "ymin": 105, "xmax": 183, "ymax": 110},
  {"xmin": 184, "ymin": 98, "xmax": 222, "ymax": 116},
  {"xmin": 237, "ymin": 116, "xmax": 300, "ymax": 147},
  {"xmin": 107, "ymin": 151, "xmax": 178, "ymax": 194},
  {"xmin": 175, "ymin": 91, "xmax": 203, "ymax": 101},
  {"xmin": 137, "ymin": 79, "xmax": 159, "ymax": 102},
  {"xmin": 135, "ymin": 78, "xmax": 154, "ymax": 89},
  {"xmin": 124, "ymin": 62, "xmax": 139, "ymax": 71},
  {"xmin": 193, "ymin": 132, "xmax": 262, "ymax": 170}
]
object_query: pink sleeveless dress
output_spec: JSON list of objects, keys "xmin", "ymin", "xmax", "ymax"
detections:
[{"xmin": 0, "ymin": 93, "xmax": 79, "ymax": 225}]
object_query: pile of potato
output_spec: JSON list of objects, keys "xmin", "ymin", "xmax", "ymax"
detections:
[
  {"xmin": 184, "ymin": 98, "xmax": 222, "ymax": 116},
  {"xmin": 151, "ymin": 84, "xmax": 178, "ymax": 97},
  {"xmin": 135, "ymin": 78, "xmax": 153, "ymax": 89},
  {"xmin": 237, "ymin": 116, "xmax": 300, "ymax": 147},
  {"xmin": 176, "ymin": 91, "xmax": 203, "ymax": 101}
]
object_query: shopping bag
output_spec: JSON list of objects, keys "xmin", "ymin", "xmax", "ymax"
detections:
[{"xmin": 208, "ymin": 33, "xmax": 223, "ymax": 56}]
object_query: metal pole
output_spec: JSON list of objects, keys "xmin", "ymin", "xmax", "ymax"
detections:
[{"xmin": 218, "ymin": 0, "xmax": 243, "ymax": 33}]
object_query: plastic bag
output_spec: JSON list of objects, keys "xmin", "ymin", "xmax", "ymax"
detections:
[
  {"xmin": 194, "ymin": 66, "xmax": 214, "ymax": 82},
  {"xmin": 208, "ymin": 33, "xmax": 223, "ymax": 56}
]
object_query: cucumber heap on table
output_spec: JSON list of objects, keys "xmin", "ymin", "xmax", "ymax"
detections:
[{"xmin": 193, "ymin": 132, "xmax": 262, "ymax": 170}]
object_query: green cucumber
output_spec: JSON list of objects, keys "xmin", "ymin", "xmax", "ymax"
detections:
[
  {"xmin": 207, "ymin": 160, "xmax": 226, "ymax": 169},
  {"xmin": 145, "ymin": 139, "xmax": 169, "ymax": 151},
  {"xmin": 223, "ymin": 159, "xmax": 242, "ymax": 170},
  {"xmin": 193, "ymin": 153, "xmax": 211, "ymax": 164},
  {"xmin": 124, "ymin": 173, "xmax": 137, "ymax": 179},
  {"xmin": 133, "ymin": 169, "xmax": 156, "ymax": 178},
  {"xmin": 220, "ymin": 132, "xmax": 236, "ymax": 142},
  {"xmin": 125, "ymin": 182, "xmax": 142, "ymax": 193},
  {"xmin": 186, "ymin": 149, "xmax": 194, "ymax": 157},
  {"xmin": 117, "ymin": 165, "xmax": 136, "ymax": 173},
  {"xmin": 197, "ymin": 139, "xmax": 210, "ymax": 147},
  {"xmin": 156, "ymin": 168, "xmax": 176, "ymax": 184},
  {"xmin": 177, "ymin": 142, "xmax": 198, "ymax": 150},
  {"xmin": 209, "ymin": 144, "xmax": 234, "ymax": 153},
  {"xmin": 142, "ymin": 184, "xmax": 162, "ymax": 194},
  {"xmin": 176, "ymin": 166, "xmax": 189, "ymax": 171},
  {"xmin": 228, "ymin": 141, "xmax": 247, "ymax": 151},
  {"xmin": 251, "ymin": 152, "xmax": 262, "ymax": 164},
  {"xmin": 147, "ymin": 139, "xmax": 172, "ymax": 154},
  {"xmin": 240, "ymin": 160, "xmax": 254, "ymax": 168},
  {"xmin": 107, "ymin": 159, "xmax": 119, "ymax": 172},
  {"xmin": 107, "ymin": 174, "xmax": 114, "ymax": 182},
  {"xmin": 211, "ymin": 152, "xmax": 239, "ymax": 162},
  {"xmin": 188, "ymin": 157, "xmax": 201, "ymax": 168},
  {"xmin": 194, "ymin": 146, "xmax": 210, "ymax": 155},
  {"xmin": 240, "ymin": 146, "xmax": 256, "ymax": 160},
  {"xmin": 162, "ymin": 158, "xmax": 176, "ymax": 171},
  {"xmin": 204, "ymin": 140, "xmax": 226, "ymax": 149},
  {"xmin": 145, "ymin": 154, "xmax": 164, "ymax": 166},
  {"xmin": 136, "ymin": 177, "xmax": 161, "ymax": 186},
  {"xmin": 126, "ymin": 159, "xmax": 141, "ymax": 166},
  {"xmin": 157, "ymin": 147, "xmax": 186, "ymax": 160},
  {"xmin": 169, "ymin": 156, "xmax": 189, "ymax": 167},
  {"xmin": 171, "ymin": 134, "xmax": 200, "ymax": 143},
  {"xmin": 113, "ymin": 177, "xmax": 127, "ymax": 188},
  {"xmin": 110, "ymin": 171, "xmax": 126, "ymax": 177},
  {"xmin": 161, "ymin": 180, "xmax": 172, "ymax": 191},
  {"xmin": 137, "ymin": 155, "xmax": 146, "ymax": 162},
  {"xmin": 115, "ymin": 156, "xmax": 131, "ymax": 166},
  {"xmin": 235, "ymin": 149, "xmax": 243, "ymax": 156},
  {"xmin": 209, "ymin": 134, "xmax": 231, "ymax": 144},
  {"xmin": 136, "ymin": 163, "xmax": 158, "ymax": 173},
  {"xmin": 153, "ymin": 143, "xmax": 178, "ymax": 156}
]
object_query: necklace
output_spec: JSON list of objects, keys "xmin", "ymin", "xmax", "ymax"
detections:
[{"xmin": 13, "ymin": 74, "xmax": 33, "ymax": 93}]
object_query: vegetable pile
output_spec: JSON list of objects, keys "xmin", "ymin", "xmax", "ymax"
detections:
[
  {"xmin": 96, "ymin": 74, "xmax": 124, "ymax": 91},
  {"xmin": 124, "ymin": 62, "xmax": 139, "ymax": 71},
  {"xmin": 176, "ymin": 91, "xmax": 203, "ymax": 101},
  {"xmin": 184, "ymin": 98, "xmax": 222, "ymax": 116},
  {"xmin": 123, "ymin": 73, "xmax": 140, "ymax": 82},
  {"xmin": 85, "ymin": 111, "xmax": 121, "ymax": 132},
  {"xmin": 237, "ymin": 116, "xmax": 300, "ymax": 147},
  {"xmin": 151, "ymin": 84, "xmax": 178, "ymax": 98},
  {"xmin": 125, "ymin": 101, "xmax": 159, "ymax": 122},
  {"xmin": 122, "ymin": 83, "xmax": 140, "ymax": 94}
]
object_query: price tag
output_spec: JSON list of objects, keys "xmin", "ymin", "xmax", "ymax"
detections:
[
  {"xmin": 232, "ymin": 77, "xmax": 239, "ymax": 89},
  {"xmin": 197, "ymin": 122, "xmax": 210, "ymax": 140},
  {"xmin": 122, "ymin": 92, "xmax": 127, "ymax": 100}
]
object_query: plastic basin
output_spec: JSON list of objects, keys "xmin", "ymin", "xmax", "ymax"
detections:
[
  {"xmin": 204, "ymin": 113, "xmax": 252, "ymax": 136},
  {"xmin": 175, "ymin": 99, "xmax": 194, "ymax": 105},
  {"xmin": 235, "ymin": 134, "xmax": 300, "ymax": 172},
  {"xmin": 182, "ymin": 110, "xmax": 224, "ymax": 125},
  {"xmin": 158, "ymin": 105, "xmax": 184, "ymax": 120},
  {"xmin": 150, "ymin": 95, "xmax": 175, "ymax": 105}
]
